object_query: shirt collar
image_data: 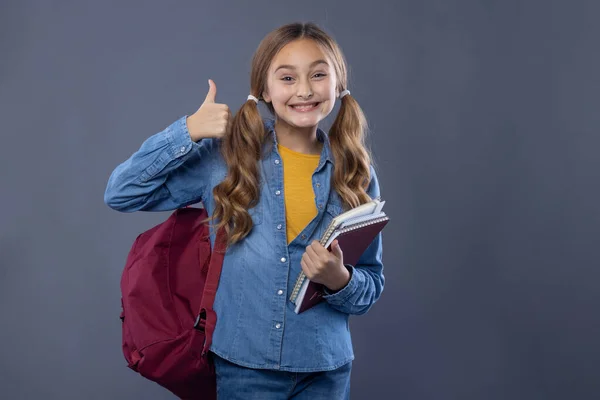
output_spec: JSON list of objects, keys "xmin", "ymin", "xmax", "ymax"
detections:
[{"xmin": 263, "ymin": 118, "xmax": 334, "ymax": 165}]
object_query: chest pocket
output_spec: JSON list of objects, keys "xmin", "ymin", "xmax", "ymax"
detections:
[
  {"xmin": 248, "ymin": 202, "xmax": 263, "ymax": 225},
  {"xmin": 321, "ymin": 202, "xmax": 344, "ymax": 236},
  {"xmin": 247, "ymin": 176, "xmax": 267, "ymax": 226},
  {"xmin": 325, "ymin": 202, "xmax": 344, "ymax": 219}
]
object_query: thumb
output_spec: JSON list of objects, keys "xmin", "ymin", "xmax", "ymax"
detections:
[
  {"xmin": 203, "ymin": 79, "xmax": 217, "ymax": 104},
  {"xmin": 331, "ymin": 240, "xmax": 343, "ymax": 258}
]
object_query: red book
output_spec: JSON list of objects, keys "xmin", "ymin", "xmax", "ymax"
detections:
[{"xmin": 291, "ymin": 198, "xmax": 389, "ymax": 314}]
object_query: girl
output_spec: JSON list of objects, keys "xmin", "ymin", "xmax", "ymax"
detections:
[{"xmin": 105, "ymin": 22, "xmax": 384, "ymax": 399}]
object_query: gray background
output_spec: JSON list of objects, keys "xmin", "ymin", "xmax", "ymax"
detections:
[{"xmin": 1, "ymin": 0, "xmax": 599, "ymax": 399}]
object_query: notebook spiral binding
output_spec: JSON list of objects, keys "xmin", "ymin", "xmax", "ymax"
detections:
[{"xmin": 289, "ymin": 215, "xmax": 389, "ymax": 303}]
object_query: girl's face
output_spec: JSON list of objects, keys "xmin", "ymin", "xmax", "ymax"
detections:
[{"xmin": 263, "ymin": 39, "xmax": 338, "ymax": 131}]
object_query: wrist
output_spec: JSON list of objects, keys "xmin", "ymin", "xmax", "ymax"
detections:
[
  {"xmin": 185, "ymin": 115, "xmax": 204, "ymax": 142},
  {"xmin": 326, "ymin": 265, "xmax": 351, "ymax": 293}
]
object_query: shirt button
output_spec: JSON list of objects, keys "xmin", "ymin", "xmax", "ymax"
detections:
[
  {"xmin": 180, "ymin": 146, "xmax": 186, "ymax": 153},
  {"xmin": 316, "ymin": 183, "xmax": 321, "ymax": 187},
  {"xmin": 280, "ymin": 257, "xmax": 286, "ymax": 263},
  {"xmin": 274, "ymin": 159, "xmax": 280, "ymax": 165},
  {"xmin": 275, "ymin": 323, "xmax": 281, "ymax": 329},
  {"xmin": 318, "ymin": 204, "xmax": 323, "ymax": 210},
  {"xmin": 301, "ymin": 234, "xmax": 306, "ymax": 240},
  {"xmin": 277, "ymin": 290, "xmax": 283, "ymax": 295},
  {"xmin": 275, "ymin": 190, "xmax": 281, "ymax": 195},
  {"xmin": 277, "ymin": 224, "xmax": 282, "ymax": 230}
]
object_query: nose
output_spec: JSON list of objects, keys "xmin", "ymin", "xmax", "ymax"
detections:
[{"xmin": 296, "ymin": 78, "xmax": 313, "ymax": 99}]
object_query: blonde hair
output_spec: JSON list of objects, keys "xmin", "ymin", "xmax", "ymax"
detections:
[{"xmin": 208, "ymin": 22, "xmax": 374, "ymax": 248}]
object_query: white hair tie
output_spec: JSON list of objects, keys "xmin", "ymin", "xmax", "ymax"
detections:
[
  {"xmin": 247, "ymin": 94, "xmax": 259, "ymax": 103},
  {"xmin": 339, "ymin": 89, "xmax": 351, "ymax": 99}
]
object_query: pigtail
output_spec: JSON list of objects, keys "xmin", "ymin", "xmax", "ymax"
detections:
[
  {"xmin": 328, "ymin": 93, "xmax": 374, "ymax": 211},
  {"xmin": 210, "ymin": 98, "xmax": 266, "ymax": 247}
]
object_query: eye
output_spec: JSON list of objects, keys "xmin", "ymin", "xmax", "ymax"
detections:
[
  {"xmin": 313, "ymin": 73, "xmax": 327, "ymax": 78},
  {"xmin": 281, "ymin": 76, "xmax": 294, "ymax": 82}
]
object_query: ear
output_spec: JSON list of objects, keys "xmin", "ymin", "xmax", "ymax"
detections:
[{"xmin": 262, "ymin": 91, "xmax": 271, "ymax": 103}]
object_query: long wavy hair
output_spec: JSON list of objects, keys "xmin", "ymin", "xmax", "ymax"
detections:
[{"xmin": 208, "ymin": 22, "xmax": 375, "ymax": 248}]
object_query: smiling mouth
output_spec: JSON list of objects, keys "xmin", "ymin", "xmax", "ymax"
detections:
[{"xmin": 289, "ymin": 102, "xmax": 320, "ymax": 111}]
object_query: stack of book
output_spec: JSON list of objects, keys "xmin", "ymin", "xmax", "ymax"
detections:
[{"xmin": 289, "ymin": 197, "xmax": 389, "ymax": 314}]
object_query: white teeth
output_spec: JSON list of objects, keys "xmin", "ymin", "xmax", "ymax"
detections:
[{"xmin": 291, "ymin": 103, "xmax": 317, "ymax": 110}]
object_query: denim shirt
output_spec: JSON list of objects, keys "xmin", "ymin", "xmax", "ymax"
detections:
[{"xmin": 104, "ymin": 116, "xmax": 385, "ymax": 372}]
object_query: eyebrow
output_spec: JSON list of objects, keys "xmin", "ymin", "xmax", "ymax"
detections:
[{"xmin": 273, "ymin": 59, "xmax": 329, "ymax": 73}]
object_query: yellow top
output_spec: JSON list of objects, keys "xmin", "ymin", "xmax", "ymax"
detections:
[{"xmin": 278, "ymin": 143, "xmax": 321, "ymax": 244}]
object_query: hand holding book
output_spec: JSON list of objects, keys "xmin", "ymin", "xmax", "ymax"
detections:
[{"xmin": 300, "ymin": 239, "xmax": 351, "ymax": 293}]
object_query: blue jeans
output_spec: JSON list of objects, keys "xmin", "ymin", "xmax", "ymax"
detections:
[{"xmin": 211, "ymin": 352, "xmax": 352, "ymax": 399}]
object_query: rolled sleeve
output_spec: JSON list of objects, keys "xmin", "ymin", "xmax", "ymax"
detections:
[{"xmin": 104, "ymin": 115, "xmax": 220, "ymax": 212}]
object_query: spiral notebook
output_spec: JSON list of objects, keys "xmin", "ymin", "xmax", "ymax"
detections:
[{"xmin": 290, "ymin": 197, "xmax": 389, "ymax": 314}]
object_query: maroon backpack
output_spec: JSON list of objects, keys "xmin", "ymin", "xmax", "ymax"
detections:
[{"xmin": 119, "ymin": 207, "xmax": 226, "ymax": 399}]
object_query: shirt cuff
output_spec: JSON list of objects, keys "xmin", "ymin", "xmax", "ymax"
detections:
[{"xmin": 165, "ymin": 115, "xmax": 202, "ymax": 159}]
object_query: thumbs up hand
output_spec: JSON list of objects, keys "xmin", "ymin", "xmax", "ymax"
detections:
[{"xmin": 186, "ymin": 79, "xmax": 231, "ymax": 142}]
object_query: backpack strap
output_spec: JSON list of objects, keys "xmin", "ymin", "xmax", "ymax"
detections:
[{"xmin": 195, "ymin": 226, "xmax": 228, "ymax": 356}]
